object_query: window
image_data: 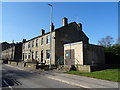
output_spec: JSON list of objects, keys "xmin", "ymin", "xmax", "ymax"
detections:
[
  {"xmin": 41, "ymin": 38, "xmax": 44, "ymax": 45},
  {"xmin": 32, "ymin": 40, "xmax": 34, "ymax": 47},
  {"xmin": 35, "ymin": 51, "xmax": 38, "ymax": 59},
  {"xmin": 25, "ymin": 53, "xmax": 27, "ymax": 59},
  {"xmin": 28, "ymin": 42, "xmax": 30, "ymax": 48},
  {"xmin": 46, "ymin": 36, "xmax": 50, "ymax": 44},
  {"xmin": 23, "ymin": 44, "xmax": 25, "ymax": 49},
  {"xmin": 32, "ymin": 51, "xmax": 34, "ymax": 59},
  {"xmin": 28, "ymin": 53, "xmax": 31, "ymax": 59},
  {"xmin": 36, "ymin": 39, "xmax": 39, "ymax": 47},
  {"xmin": 46, "ymin": 50, "xmax": 50, "ymax": 59}
]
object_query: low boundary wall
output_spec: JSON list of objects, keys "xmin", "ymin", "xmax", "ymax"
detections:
[
  {"xmin": 57, "ymin": 64, "xmax": 120, "ymax": 72},
  {"xmin": 8, "ymin": 61, "xmax": 37, "ymax": 69}
]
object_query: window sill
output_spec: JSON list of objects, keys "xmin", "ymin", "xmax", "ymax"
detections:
[{"xmin": 46, "ymin": 43, "xmax": 50, "ymax": 45}]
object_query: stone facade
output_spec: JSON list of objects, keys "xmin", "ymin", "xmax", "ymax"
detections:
[
  {"xmin": 1, "ymin": 43, "xmax": 22, "ymax": 61},
  {"xmin": 0, "ymin": 42, "xmax": 13, "ymax": 59},
  {"xmin": 22, "ymin": 17, "xmax": 89, "ymax": 65},
  {"xmin": 22, "ymin": 32, "xmax": 56, "ymax": 65},
  {"xmin": 55, "ymin": 22, "xmax": 89, "ymax": 65},
  {"xmin": 83, "ymin": 43, "xmax": 105, "ymax": 65},
  {"xmin": 0, "ymin": 42, "xmax": 13, "ymax": 51},
  {"xmin": 64, "ymin": 41, "xmax": 105, "ymax": 66},
  {"xmin": 1, "ymin": 17, "xmax": 105, "ymax": 72}
]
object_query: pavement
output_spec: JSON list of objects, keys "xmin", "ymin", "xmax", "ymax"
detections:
[
  {"xmin": 2, "ymin": 64, "xmax": 120, "ymax": 89},
  {"xmin": 47, "ymin": 71, "xmax": 119, "ymax": 89}
]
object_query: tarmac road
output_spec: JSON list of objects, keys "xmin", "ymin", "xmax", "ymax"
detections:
[{"xmin": 2, "ymin": 64, "xmax": 87, "ymax": 89}]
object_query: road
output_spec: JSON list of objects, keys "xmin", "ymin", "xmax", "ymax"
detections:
[{"xmin": 2, "ymin": 64, "xmax": 87, "ymax": 89}]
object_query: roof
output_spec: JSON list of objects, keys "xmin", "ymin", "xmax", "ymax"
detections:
[
  {"xmin": 25, "ymin": 32, "xmax": 50, "ymax": 43},
  {"xmin": 24, "ymin": 22, "xmax": 77, "ymax": 43}
]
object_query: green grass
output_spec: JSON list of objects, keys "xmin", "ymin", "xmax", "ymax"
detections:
[{"xmin": 65, "ymin": 69, "xmax": 120, "ymax": 82}]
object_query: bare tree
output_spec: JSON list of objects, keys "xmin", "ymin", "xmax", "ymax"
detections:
[
  {"xmin": 98, "ymin": 36, "xmax": 114, "ymax": 47},
  {"xmin": 114, "ymin": 37, "xmax": 120, "ymax": 46},
  {"xmin": 117, "ymin": 37, "xmax": 120, "ymax": 45}
]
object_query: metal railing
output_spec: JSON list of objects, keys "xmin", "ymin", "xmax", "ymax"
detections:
[{"xmin": 55, "ymin": 56, "xmax": 64, "ymax": 66}]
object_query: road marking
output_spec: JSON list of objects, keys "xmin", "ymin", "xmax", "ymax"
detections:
[
  {"xmin": 3, "ymin": 80, "xmax": 14, "ymax": 90},
  {"xmin": 47, "ymin": 76, "xmax": 91, "ymax": 89}
]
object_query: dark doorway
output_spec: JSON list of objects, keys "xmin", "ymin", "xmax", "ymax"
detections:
[
  {"xmin": 65, "ymin": 49, "xmax": 75, "ymax": 65},
  {"xmin": 32, "ymin": 51, "xmax": 34, "ymax": 61},
  {"xmin": 23, "ymin": 54, "xmax": 24, "ymax": 61},
  {"xmin": 41, "ymin": 50, "xmax": 43, "ymax": 62}
]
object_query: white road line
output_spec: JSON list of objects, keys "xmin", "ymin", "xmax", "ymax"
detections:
[
  {"xmin": 3, "ymin": 80, "xmax": 14, "ymax": 90},
  {"xmin": 47, "ymin": 76, "xmax": 91, "ymax": 89}
]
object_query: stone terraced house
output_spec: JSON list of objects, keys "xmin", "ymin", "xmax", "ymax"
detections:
[
  {"xmin": 1, "ymin": 42, "xmax": 22, "ymax": 61},
  {"xmin": 22, "ymin": 17, "xmax": 89, "ymax": 65},
  {"xmin": 1, "ymin": 17, "xmax": 105, "ymax": 71}
]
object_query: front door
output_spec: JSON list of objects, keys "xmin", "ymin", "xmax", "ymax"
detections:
[
  {"xmin": 32, "ymin": 51, "xmax": 34, "ymax": 61},
  {"xmin": 65, "ymin": 49, "xmax": 75, "ymax": 65},
  {"xmin": 41, "ymin": 50, "xmax": 43, "ymax": 62}
]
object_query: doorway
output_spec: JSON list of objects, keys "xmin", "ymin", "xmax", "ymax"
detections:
[
  {"xmin": 41, "ymin": 50, "xmax": 43, "ymax": 62},
  {"xmin": 32, "ymin": 51, "xmax": 34, "ymax": 61},
  {"xmin": 65, "ymin": 49, "xmax": 75, "ymax": 65}
]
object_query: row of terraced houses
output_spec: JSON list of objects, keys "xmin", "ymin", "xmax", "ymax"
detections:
[{"xmin": 1, "ymin": 17, "xmax": 105, "ymax": 71}]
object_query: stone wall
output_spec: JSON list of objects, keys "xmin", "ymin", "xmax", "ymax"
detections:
[
  {"xmin": 64, "ymin": 42, "xmax": 105, "ymax": 66},
  {"xmin": 83, "ymin": 44, "xmax": 105, "ymax": 65},
  {"xmin": 75, "ymin": 65, "xmax": 91, "ymax": 72},
  {"xmin": 64, "ymin": 42, "xmax": 84, "ymax": 65},
  {"xmin": 55, "ymin": 22, "xmax": 89, "ymax": 65},
  {"xmin": 58, "ymin": 65, "xmax": 91, "ymax": 72},
  {"xmin": 1, "ymin": 43, "xmax": 22, "ymax": 61},
  {"xmin": 22, "ymin": 32, "xmax": 56, "ymax": 65},
  {"xmin": 8, "ymin": 61, "xmax": 37, "ymax": 69},
  {"xmin": 2, "ymin": 47, "xmax": 15, "ymax": 60}
]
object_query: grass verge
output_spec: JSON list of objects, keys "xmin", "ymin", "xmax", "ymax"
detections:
[{"xmin": 65, "ymin": 69, "xmax": 120, "ymax": 82}]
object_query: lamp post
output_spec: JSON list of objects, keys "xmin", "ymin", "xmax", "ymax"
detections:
[
  {"xmin": 12, "ymin": 40, "xmax": 14, "ymax": 60},
  {"xmin": 48, "ymin": 4, "xmax": 53, "ymax": 70}
]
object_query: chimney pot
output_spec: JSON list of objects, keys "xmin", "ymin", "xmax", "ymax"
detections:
[
  {"xmin": 41, "ymin": 29, "xmax": 45, "ymax": 35},
  {"xmin": 78, "ymin": 23, "xmax": 82, "ymax": 31},
  {"xmin": 22, "ymin": 39, "xmax": 26, "ymax": 43}
]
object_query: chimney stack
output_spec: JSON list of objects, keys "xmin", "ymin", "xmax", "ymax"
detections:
[
  {"xmin": 78, "ymin": 23, "xmax": 82, "ymax": 31},
  {"xmin": 62, "ymin": 17, "xmax": 68, "ymax": 26},
  {"xmin": 50, "ymin": 22, "xmax": 54, "ymax": 32},
  {"xmin": 22, "ymin": 39, "xmax": 26, "ymax": 43},
  {"xmin": 41, "ymin": 29, "xmax": 45, "ymax": 35}
]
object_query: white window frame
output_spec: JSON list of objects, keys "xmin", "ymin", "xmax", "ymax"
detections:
[
  {"xmin": 46, "ymin": 50, "xmax": 50, "ymax": 59},
  {"xmin": 35, "ymin": 51, "xmax": 38, "ymax": 59},
  {"xmin": 46, "ymin": 35, "xmax": 50, "ymax": 44},
  {"xmin": 32, "ymin": 40, "xmax": 34, "ymax": 47},
  {"xmin": 28, "ymin": 53, "xmax": 31, "ymax": 59},
  {"xmin": 28, "ymin": 42, "xmax": 31, "ymax": 48},
  {"xmin": 25, "ymin": 53, "xmax": 27, "ymax": 59},
  {"xmin": 31, "ymin": 51, "xmax": 34, "ymax": 60},
  {"xmin": 36, "ymin": 39, "xmax": 39, "ymax": 47},
  {"xmin": 23, "ymin": 44, "xmax": 25, "ymax": 49},
  {"xmin": 41, "ymin": 37, "xmax": 44, "ymax": 45}
]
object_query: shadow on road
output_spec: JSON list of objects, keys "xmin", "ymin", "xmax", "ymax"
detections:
[
  {"xmin": 2, "ymin": 64, "xmax": 50, "ymax": 88},
  {"xmin": 2, "ymin": 77, "xmax": 22, "ymax": 87}
]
